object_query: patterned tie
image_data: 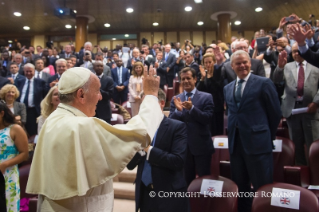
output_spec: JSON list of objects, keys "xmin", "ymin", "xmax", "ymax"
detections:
[
  {"xmin": 23, "ymin": 80, "xmax": 31, "ymax": 107},
  {"xmin": 297, "ymin": 62, "xmax": 304, "ymax": 97},
  {"xmin": 37, "ymin": 72, "xmax": 40, "ymax": 79},
  {"xmin": 235, "ymin": 79, "xmax": 245, "ymax": 107},
  {"xmin": 141, "ymin": 130, "xmax": 158, "ymax": 187}
]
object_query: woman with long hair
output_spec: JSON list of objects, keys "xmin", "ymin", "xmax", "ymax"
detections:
[
  {"xmin": 128, "ymin": 62, "xmax": 144, "ymax": 117},
  {"xmin": 0, "ymin": 101, "xmax": 28, "ymax": 211},
  {"xmin": 197, "ymin": 53, "xmax": 225, "ymax": 136},
  {"xmin": 37, "ymin": 85, "xmax": 60, "ymax": 133}
]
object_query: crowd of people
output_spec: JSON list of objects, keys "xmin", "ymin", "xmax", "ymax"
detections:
[{"xmin": 0, "ymin": 12, "xmax": 319, "ymax": 212}]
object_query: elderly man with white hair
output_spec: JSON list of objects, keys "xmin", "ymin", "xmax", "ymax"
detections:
[
  {"xmin": 26, "ymin": 66, "xmax": 163, "ymax": 212},
  {"xmin": 78, "ymin": 41, "xmax": 95, "ymax": 66},
  {"xmin": 221, "ymin": 40, "xmax": 265, "ymax": 84},
  {"xmin": 15, "ymin": 63, "xmax": 47, "ymax": 136},
  {"xmin": 127, "ymin": 48, "xmax": 141, "ymax": 73}
]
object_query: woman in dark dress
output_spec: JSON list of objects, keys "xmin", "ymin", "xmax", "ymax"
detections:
[{"xmin": 197, "ymin": 53, "xmax": 225, "ymax": 136}]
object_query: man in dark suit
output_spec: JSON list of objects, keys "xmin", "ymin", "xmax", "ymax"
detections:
[
  {"xmin": 94, "ymin": 53, "xmax": 111, "ymax": 77},
  {"xmin": 184, "ymin": 52, "xmax": 200, "ymax": 83},
  {"xmin": 164, "ymin": 44, "xmax": 177, "ymax": 87},
  {"xmin": 1, "ymin": 51, "xmax": 10, "ymax": 77},
  {"xmin": 93, "ymin": 61, "xmax": 114, "ymax": 124},
  {"xmin": 7, "ymin": 62, "xmax": 25, "ymax": 84},
  {"xmin": 47, "ymin": 59, "xmax": 67, "ymax": 90},
  {"xmin": 77, "ymin": 42, "xmax": 95, "ymax": 66},
  {"xmin": 34, "ymin": 58, "xmax": 51, "ymax": 83},
  {"xmin": 15, "ymin": 63, "xmax": 47, "ymax": 136},
  {"xmin": 221, "ymin": 41, "xmax": 265, "ymax": 85},
  {"xmin": 9, "ymin": 54, "xmax": 24, "ymax": 75},
  {"xmin": 224, "ymin": 50, "xmax": 281, "ymax": 212},
  {"xmin": 169, "ymin": 67, "xmax": 214, "ymax": 186},
  {"xmin": 59, "ymin": 44, "xmax": 73, "ymax": 59},
  {"xmin": 154, "ymin": 51, "xmax": 168, "ymax": 89},
  {"xmin": 126, "ymin": 48, "xmax": 142, "ymax": 74},
  {"xmin": 111, "ymin": 58, "xmax": 130, "ymax": 104},
  {"xmin": 0, "ymin": 76, "xmax": 11, "ymax": 89},
  {"xmin": 128, "ymin": 89, "xmax": 189, "ymax": 212}
]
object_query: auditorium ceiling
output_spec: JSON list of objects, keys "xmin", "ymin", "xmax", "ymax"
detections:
[{"xmin": 0, "ymin": 0, "xmax": 317, "ymax": 36}]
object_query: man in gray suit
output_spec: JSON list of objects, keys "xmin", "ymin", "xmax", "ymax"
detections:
[
  {"xmin": 222, "ymin": 41, "xmax": 265, "ymax": 84},
  {"xmin": 273, "ymin": 42, "xmax": 319, "ymax": 165},
  {"xmin": 34, "ymin": 58, "xmax": 51, "ymax": 83}
]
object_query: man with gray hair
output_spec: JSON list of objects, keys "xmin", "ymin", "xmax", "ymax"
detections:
[
  {"xmin": 26, "ymin": 66, "xmax": 163, "ymax": 212},
  {"xmin": 15, "ymin": 63, "xmax": 46, "ymax": 136},
  {"xmin": 221, "ymin": 40, "xmax": 265, "ymax": 84},
  {"xmin": 224, "ymin": 50, "xmax": 281, "ymax": 212},
  {"xmin": 78, "ymin": 41, "xmax": 95, "ymax": 66},
  {"xmin": 47, "ymin": 58, "xmax": 68, "ymax": 89}
]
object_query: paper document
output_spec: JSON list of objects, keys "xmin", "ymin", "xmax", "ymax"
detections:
[
  {"xmin": 111, "ymin": 114, "xmax": 118, "ymax": 121},
  {"xmin": 213, "ymin": 138, "xmax": 228, "ymax": 149},
  {"xmin": 200, "ymin": 179, "xmax": 224, "ymax": 196},
  {"xmin": 272, "ymin": 139, "xmax": 282, "ymax": 152},
  {"xmin": 270, "ymin": 187, "xmax": 300, "ymax": 210},
  {"xmin": 291, "ymin": 107, "xmax": 308, "ymax": 115}
]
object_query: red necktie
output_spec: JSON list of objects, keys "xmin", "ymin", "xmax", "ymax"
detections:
[{"xmin": 297, "ymin": 62, "xmax": 304, "ymax": 97}]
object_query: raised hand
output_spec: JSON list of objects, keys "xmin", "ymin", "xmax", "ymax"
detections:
[
  {"xmin": 199, "ymin": 65, "xmax": 206, "ymax": 79},
  {"xmin": 173, "ymin": 97, "xmax": 183, "ymax": 111},
  {"xmin": 182, "ymin": 97, "xmax": 193, "ymax": 110},
  {"xmin": 143, "ymin": 65, "xmax": 160, "ymax": 97},
  {"xmin": 278, "ymin": 50, "xmax": 287, "ymax": 69},
  {"xmin": 289, "ymin": 24, "xmax": 312, "ymax": 46}
]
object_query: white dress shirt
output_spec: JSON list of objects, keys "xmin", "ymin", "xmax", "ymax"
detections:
[
  {"xmin": 35, "ymin": 70, "xmax": 43, "ymax": 79},
  {"xmin": 236, "ymin": 72, "xmax": 251, "ymax": 97}
]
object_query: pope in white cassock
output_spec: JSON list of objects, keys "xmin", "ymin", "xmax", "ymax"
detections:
[{"xmin": 26, "ymin": 66, "xmax": 163, "ymax": 211}]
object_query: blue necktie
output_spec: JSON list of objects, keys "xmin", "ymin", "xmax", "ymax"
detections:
[
  {"xmin": 165, "ymin": 53, "xmax": 168, "ymax": 62},
  {"xmin": 235, "ymin": 79, "xmax": 244, "ymax": 107},
  {"xmin": 23, "ymin": 80, "xmax": 31, "ymax": 107},
  {"xmin": 141, "ymin": 130, "xmax": 158, "ymax": 187},
  {"xmin": 186, "ymin": 92, "xmax": 192, "ymax": 100}
]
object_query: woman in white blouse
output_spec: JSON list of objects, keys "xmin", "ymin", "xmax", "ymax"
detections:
[{"xmin": 128, "ymin": 61, "xmax": 144, "ymax": 117}]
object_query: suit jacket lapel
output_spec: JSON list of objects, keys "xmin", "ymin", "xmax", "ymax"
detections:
[
  {"xmin": 192, "ymin": 90, "xmax": 200, "ymax": 104},
  {"xmin": 292, "ymin": 63, "xmax": 298, "ymax": 84},
  {"xmin": 305, "ymin": 63, "xmax": 311, "ymax": 81},
  {"xmin": 154, "ymin": 116, "xmax": 168, "ymax": 148},
  {"xmin": 239, "ymin": 74, "xmax": 256, "ymax": 108}
]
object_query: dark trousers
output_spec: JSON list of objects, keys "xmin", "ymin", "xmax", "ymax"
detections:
[
  {"xmin": 25, "ymin": 107, "xmax": 38, "ymax": 136},
  {"xmin": 0, "ymin": 173, "xmax": 6, "ymax": 212},
  {"xmin": 184, "ymin": 148, "xmax": 212, "ymax": 186},
  {"xmin": 140, "ymin": 183, "xmax": 158, "ymax": 212},
  {"xmin": 113, "ymin": 90, "xmax": 128, "ymax": 105},
  {"xmin": 167, "ymin": 75, "xmax": 174, "ymax": 87},
  {"xmin": 230, "ymin": 131, "xmax": 273, "ymax": 212},
  {"xmin": 211, "ymin": 111, "xmax": 224, "ymax": 136}
]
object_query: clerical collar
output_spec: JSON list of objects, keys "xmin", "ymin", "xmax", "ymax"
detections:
[{"xmin": 57, "ymin": 103, "xmax": 88, "ymax": 117}]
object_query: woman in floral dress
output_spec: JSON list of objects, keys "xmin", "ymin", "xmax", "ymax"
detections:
[{"xmin": 0, "ymin": 102, "xmax": 28, "ymax": 211}]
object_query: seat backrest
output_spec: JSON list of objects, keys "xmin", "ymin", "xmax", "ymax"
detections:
[
  {"xmin": 273, "ymin": 136, "xmax": 295, "ymax": 182},
  {"xmin": 19, "ymin": 164, "xmax": 37, "ymax": 199},
  {"xmin": 252, "ymin": 182, "xmax": 319, "ymax": 212},
  {"xmin": 210, "ymin": 136, "xmax": 230, "ymax": 177},
  {"xmin": 309, "ymin": 140, "xmax": 319, "ymax": 185},
  {"xmin": 111, "ymin": 114, "xmax": 124, "ymax": 125},
  {"xmin": 188, "ymin": 175, "xmax": 238, "ymax": 212}
]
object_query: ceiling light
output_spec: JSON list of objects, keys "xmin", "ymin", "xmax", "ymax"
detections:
[
  {"xmin": 104, "ymin": 23, "xmax": 110, "ymax": 27},
  {"xmin": 73, "ymin": 10, "xmax": 77, "ymax": 13},
  {"xmin": 65, "ymin": 24, "xmax": 72, "ymax": 29},
  {"xmin": 59, "ymin": 9, "xmax": 63, "ymax": 14},
  {"xmin": 23, "ymin": 26, "xmax": 30, "ymax": 30},
  {"xmin": 125, "ymin": 34, "xmax": 129, "ymax": 37},
  {"xmin": 8, "ymin": 40, "xmax": 12, "ymax": 43},
  {"xmin": 13, "ymin": 12, "xmax": 21, "ymax": 17},
  {"xmin": 185, "ymin": 6, "xmax": 192, "ymax": 12},
  {"xmin": 197, "ymin": 21, "xmax": 204, "ymax": 25},
  {"xmin": 112, "ymin": 38, "xmax": 116, "ymax": 40},
  {"xmin": 194, "ymin": 0, "xmax": 202, "ymax": 3},
  {"xmin": 234, "ymin": 21, "xmax": 241, "ymax": 25},
  {"xmin": 153, "ymin": 22, "xmax": 159, "ymax": 26},
  {"xmin": 255, "ymin": 7, "xmax": 263, "ymax": 12},
  {"xmin": 126, "ymin": 8, "xmax": 134, "ymax": 13}
]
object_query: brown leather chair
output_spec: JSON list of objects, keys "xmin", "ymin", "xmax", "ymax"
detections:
[
  {"xmin": 309, "ymin": 140, "xmax": 319, "ymax": 198},
  {"xmin": 110, "ymin": 101, "xmax": 119, "ymax": 114},
  {"xmin": 188, "ymin": 175, "xmax": 238, "ymax": 212},
  {"xmin": 210, "ymin": 136, "xmax": 230, "ymax": 178},
  {"xmin": 173, "ymin": 79, "xmax": 180, "ymax": 95},
  {"xmin": 110, "ymin": 113, "xmax": 124, "ymax": 125},
  {"xmin": 272, "ymin": 136, "xmax": 295, "ymax": 182},
  {"xmin": 252, "ymin": 182, "xmax": 319, "ymax": 212},
  {"xmin": 276, "ymin": 118, "xmax": 290, "ymax": 138}
]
